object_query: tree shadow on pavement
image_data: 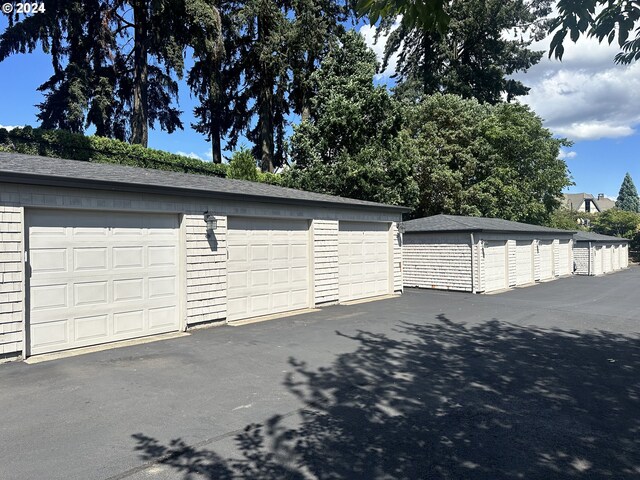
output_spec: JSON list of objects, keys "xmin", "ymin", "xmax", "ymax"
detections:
[{"xmin": 132, "ymin": 315, "xmax": 640, "ymax": 479}]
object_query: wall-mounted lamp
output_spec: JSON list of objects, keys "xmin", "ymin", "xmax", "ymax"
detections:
[
  {"xmin": 204, "ymin": 211, "xmax": 217, "ymax": 238},
  {"xmin": 397, "ymin": 223, "xmax": 406, "ymax": 234}
]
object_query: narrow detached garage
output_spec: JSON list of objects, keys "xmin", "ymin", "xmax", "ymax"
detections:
[
  {"xmin": 0, "ymin": 153, "xmax": 405, "ymax": 359},
  {"xmin": 402, "ymin": 215, "xmax": 575, "ymax": 293},
  {"xmin": 573, "ymin": 231, "xmax": 629, "ymax": 276}
]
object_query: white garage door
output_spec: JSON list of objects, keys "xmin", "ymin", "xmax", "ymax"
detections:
[
  {"xmin": 515, "ymin": 240, "xmax": 534, "ymax": 285},
  {"xmin": 557, "ymin": 240, "xmax": 571, "ymax": 276},
  {"xmin": 538, "ymin": 240, "xmax": 554, "ymax": 280},
  {"xmin": 612, "ymin": 245, "xmax": 621, "ymax": 270},
  {"xmin": 622, "ymin": 244, "xmax": 629, "ymax": 268},
  {"xmin": 338, "ymin": 222, "xmax": 390, "ymax": 302},
  {"xmin": 594, "ymin": 246, "xmax": 603, "ymax": 275},
  {"xmin": 483, "ymin": 241, "xmax": 507, "ymax": 292},
  {"xmin": 27, "ymin": 210, "xmax": 180, "ymax": 356},
  {"xmin": 603, "ymin": 245, "xmax": 612, "ymax": 272},
  {"xmin": 227, "ymin": 217, "xmax": 310, "ymax": 322}
]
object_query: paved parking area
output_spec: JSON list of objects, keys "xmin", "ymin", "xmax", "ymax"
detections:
[{"xmin": 1, "ymin": 268, "xmax": 639, "ymax": 479}]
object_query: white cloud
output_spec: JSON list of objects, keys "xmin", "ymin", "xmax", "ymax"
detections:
[
  {"xmin": 175, "ymin": 151, "xmax": 205, "ymax": 161},
  {"xmin": 514, "ymin": 34, "xmax": 640, "ymax": 141},
  {"xmin": 0, "ymin": 125, "xmax": 20, "ymax": 131},
  {"xmin": 359, "ymin": 20, "xmax": 401, "ymax": 80},
  {"xmin": 558, "ymin": 150, "xmax": 577, "ymax": 159}
]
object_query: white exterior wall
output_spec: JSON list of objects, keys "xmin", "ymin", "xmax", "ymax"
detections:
[
  {"xmin": 185, "ymin": 214, "xmax": 227, "ymax": 325},
  {"xmin": 575, "ymin": 241, "xmax": 629, "ymax": 276},
  {"xmin": 392, "ymin": 222, "xmax": 402, "ymax": 293},
  {"xmin": 533, "ymin": 240, "xmax": 541, "ymax": 281},
  {"xmin": 403, "ymin": 233, "xmax": 473, "ymax": 292},
  {"xmin": 0, "ymin": 206, "xmax": 24, "ymax": 357},
  {"xmin": 573, "ymin": 244, "xmax": 592, "ymax": 275},
  {"xmin": 0, "ymin": 182, "xmax": 402, "ymax": 358},
  {"xmin": 313, "ymin": 220, "xmax": 339, "ymax": 305},
  {"xmin": 506, "ymin": 239, "xmax": 517, "ymax": 287}
]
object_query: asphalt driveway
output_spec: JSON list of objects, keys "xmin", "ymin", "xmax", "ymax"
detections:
[{"xmin": 1, "ymin": 268, "xmax": 639, "ymax": 479}]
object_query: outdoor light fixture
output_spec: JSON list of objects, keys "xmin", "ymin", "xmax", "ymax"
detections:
[
  {"xmin": 398, "ymin": 222, "xmax": 406, "ymax": 234},
  {"xmin": 204, "ymin": 211, "xmax": 217, "ymax": 237}
]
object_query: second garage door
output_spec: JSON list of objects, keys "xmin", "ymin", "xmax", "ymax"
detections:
[
  {"xmin": 539, "ymin": 240, "xmax": 554, "ymax": 280},
  {"xmin": 515, "ymin": 240, "xmax": 534, "ymax": 285},
  {"xmin": 484, "ymin": 241, "xmax": 507, "ymax": 292},
  {"xmin": 338, "ymin": 222, "xmax": 390, "ymax": 302},
  {"xmin": 227, "ymin": 217, "xmax": 310, "ymax": 322},
  {"xmin": 557, "ymin": 240, "xmax": 572, "ymax": 276},
  {"xmin": 27, "ymin": 209, "xmax": 180, "ymax": 356}
]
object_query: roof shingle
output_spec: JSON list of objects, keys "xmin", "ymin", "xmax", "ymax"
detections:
[
  {"xmin": 0, "ymin": 152, "xmax": 408, "ymax": 212},
  {"xmin": 403, "ymin": 214, "xmax": 575, "ymax": 235},
  {"xmin": 573, "ymin": 231, "xmax": 629, "ymax": 243}
]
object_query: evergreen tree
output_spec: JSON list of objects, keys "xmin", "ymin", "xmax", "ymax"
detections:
[
  {"xmin": 377, "ymin": 0, "xmax": 552, "ymax": 103},
  {"xmin": 0, "ymin": 1, "xmax": 222, "ymax": 146},
  {"xmin": 616, "ymin": 173, "xmax": 640, "ymax": 212},
  {"xmin": 286, "ymin": 31, "xmax": 419, "ymax": 207}
]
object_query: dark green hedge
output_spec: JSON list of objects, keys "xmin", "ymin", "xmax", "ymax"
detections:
[{"xmin": 0, "ymin": 126, "xmax": 228, "ymax": 177}]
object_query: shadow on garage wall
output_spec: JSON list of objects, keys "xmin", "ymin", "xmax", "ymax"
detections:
[{"xmin": 131, "ymin": 315, "xmax": 640, "ymax": 479}]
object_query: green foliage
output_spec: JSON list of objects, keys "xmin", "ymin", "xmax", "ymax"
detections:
[
  {"xmin": 228, "ymin": 148, "xmax": 259, "ymax": 181},
  {"xmin": 615, "ymin": 173, "xmax": 640, "ymax": 212},
  {"xmin": 548, "ymin": 208, "xmax": 592, "ymax": 230},
  {"xmin": 406, "ymin": 94, "xmax": 572, "ymax": 224},
  {"xmin": 356, "ymin": 0, "xmax": 451, "ymax": 33},
  {"xmin": 592, "ymin": 208, "xmax": 640, "ymax": 238},
  {"xmin": 549, "ymin": 0, "xmax": 640, "ymax": 64},
  {"xmin": 0, "ymin": 127, "xmax": 228, "ymax": 177},
  {"xmin": 286, "ymin": 32, "xmax": 419, "ymax": 208}
]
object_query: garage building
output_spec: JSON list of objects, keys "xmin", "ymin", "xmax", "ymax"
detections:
[
  {"xmin": 403, "ymin": 215, "xmax": 575, "ymax": 293},
  {"xmin": 0, "ymin": 153, "xmax": 405, "ymax": 359},
  {"xmin": 573, "ymin": 231, "xmax": 629, "ymax": 275}
]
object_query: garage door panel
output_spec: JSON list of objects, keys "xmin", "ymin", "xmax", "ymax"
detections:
[
  {"xmin": 113, "ymin": 246, "xmax": 144, "ymax": 269},
  {"xmin": 148, "ymin": 245, "xmax": 177, "ymax": 267},
  {"xmin": 73, "ymin": 281, "xmax": 108, "ymax": 307},
  {"xmin": 149, "ymin": 306, "xmax": 178, "ymax": 329},
  {"xmin": 149, "ymin": 276, "xmax": 177, "ymax": 299},
  {"xmin": 113, "ymin": 310, "xmax": 145, "ymax": 334},
  {"xmin": 338, "ymin": 222, "xmax": 390, "ymax": 302},
  {"xmin": 75, "ymin": 314, "xmax": 109, "ymax": 342},
  {"xmin": 27, "ymin": 210, "xmax": 180, "ymax": 355},
  {"xmin": 484, "ymin": 241, "xmax": 507, "ymax": 292},
  {"xmin": 227, "ymin": 217, "xmax": 310, "ymax": 322},
  {"xmin": 30, "ymin": 248, "xmax": 67, "ymax": 273},
  {"xmin": 74, "ymin": 247, "xmax": 108, "ymax": 271},
  {"xmin": 557, "ymin": 240, "xmax": 571, "ymax": 276},
  {"xmin": 114, "ymin": 278, "xmax": 144, "ymax": 301},
  {"xmin": 31, "ymin": 320, "xmax": 68, "ymax": 349}
]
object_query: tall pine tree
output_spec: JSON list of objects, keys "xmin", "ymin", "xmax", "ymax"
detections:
[
  {"xmin": 376, "ymin": 0, "xmax": 552, "ymax": 103},
  {"xmin": 616, "ymin": 173, "xmax": 640, "ymax": 212}
]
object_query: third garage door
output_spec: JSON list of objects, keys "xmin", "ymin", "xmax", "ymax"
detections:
[
  {"xmin": 338, "ymin": 222, "xmax": 390, "ymax": 302},
  {"xmin": 484, "ymin": 241, "xmax": 507, "ymax": 292},
  {"xmin": 515, "ymin": 240, "xmax": 534, "ymax": 286},
  {"xmin": 227, "ymin": 217, "xmax": 310, "ymax": 322},
  {"xmin": 539, "ymin": 240, "xmax": 554, "ymax": 280}
]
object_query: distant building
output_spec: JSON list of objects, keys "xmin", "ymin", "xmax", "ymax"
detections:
[{"xmin": 563, "ymin": 193, "xmax": 616, "ymax": 213}]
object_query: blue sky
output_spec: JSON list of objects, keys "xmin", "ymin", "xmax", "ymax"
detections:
[{"xmin": 1, "ymin": 14, "xmax": 639, "ymax": 199}]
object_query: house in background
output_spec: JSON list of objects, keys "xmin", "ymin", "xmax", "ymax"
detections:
[{"xmin": 563, "ymin": 193, "xmax": 616, "ymax": 213}]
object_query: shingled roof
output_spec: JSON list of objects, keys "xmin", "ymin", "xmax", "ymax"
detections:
[
  {"xmin": 0, "ymin": 152, "xmax": 408, "ymax": 212},
  {"xmin": 403, "ymin": 214, "xmax": 575, "ymax": 235},
  {"xmin": 573, "ymin": 231, "xmax": 629, "ymax": 243}
]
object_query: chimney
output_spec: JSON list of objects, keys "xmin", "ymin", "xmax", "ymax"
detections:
[{"xmin": 598, "ymin": 193, "xmax": 604, "ymax": 200}]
